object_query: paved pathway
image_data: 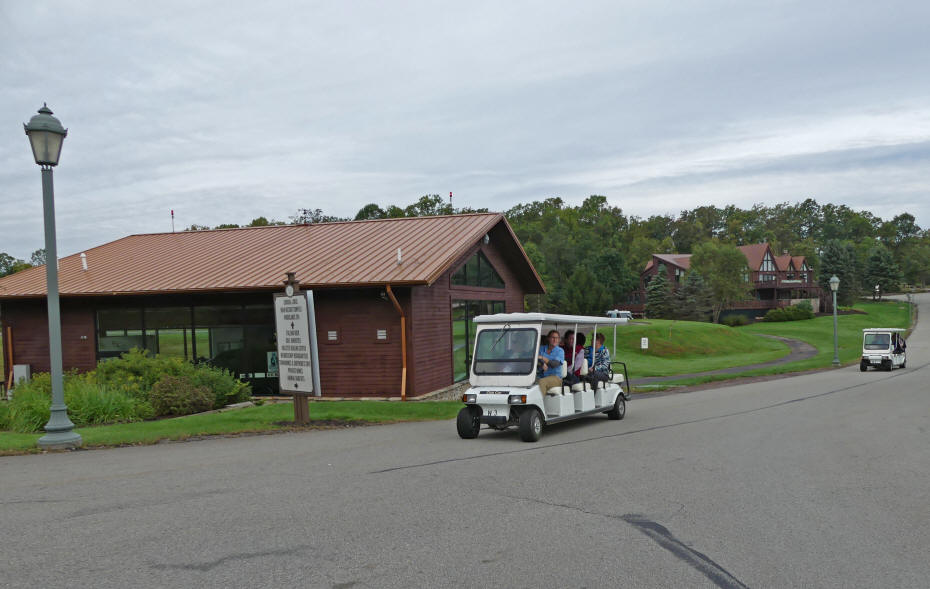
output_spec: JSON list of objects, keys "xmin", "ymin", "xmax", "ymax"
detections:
[{"xmin": 633, "ymin": 334, "xmax": 818, "ymax": 386}]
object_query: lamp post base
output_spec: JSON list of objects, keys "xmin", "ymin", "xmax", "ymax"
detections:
[
  {"xmin": 38, "ymin": 409, "xmax": 82, "ymax": 449},
  {"xmin": 832, "ymin": 359, "xmax": 841, "ymax": 367},
  {"xmin": 37, "ymin": 430, "xmax": 82, "ymax": 450}
]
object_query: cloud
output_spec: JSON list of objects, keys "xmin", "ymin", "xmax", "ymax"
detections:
[{"xmin": 1, "ymin": 0, "xmax": 929, "ymax": 259}]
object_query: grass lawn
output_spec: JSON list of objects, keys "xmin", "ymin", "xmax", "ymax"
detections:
[
  {"xmin": 630, "ymin": 300, "xmax": 911, "ymax": 387},
  {"xmin": 0, "ymin": 400, "xmax": 462, "ymax": 455},
  {"xmin": 606, "ymin": 321, "xmax": 790, "ymax": 378}
]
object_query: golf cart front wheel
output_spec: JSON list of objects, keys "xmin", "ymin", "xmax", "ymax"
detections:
[
  {"xmin": 457, "ymin": 406, "xmax": 481, "ymax": 439},
  {"xmin": 519, "ymin": 408, "xmax": 543, "ymax": 442},
  {"xmin": 607, "ymin": 396, "xmax": 626, "ymax": 420}
]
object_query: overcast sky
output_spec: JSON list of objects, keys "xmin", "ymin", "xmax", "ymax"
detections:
[{"xmin": 2, "ymin": 1, "xmax": 929, "ymax": 259}]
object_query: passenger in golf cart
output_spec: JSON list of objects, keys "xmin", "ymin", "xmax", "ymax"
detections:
[{"xmin": 456, "ymin": 313, "xmax": 630, "ymax": 443}]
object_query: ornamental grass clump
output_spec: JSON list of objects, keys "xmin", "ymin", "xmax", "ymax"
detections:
[{"xmin": 2, "ymin": 372, "xmax": 151, "ymax": 433}]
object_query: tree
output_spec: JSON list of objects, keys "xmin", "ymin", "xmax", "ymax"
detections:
[
  {"xmin": 30, "ymin": 249, "xmax": 46, "ymax": 266},
  {"xmin": 819, "ymin": 239, "xmax": 859, "ymax": 306},
  {"xmin": 404, "ymin": 194, "xmax": 453, "ymax": 217},
  {"xmin": 214, "ymin": 223, "xmax": 240, "ymax": 229},
  {"xmin": 354, "ymin": 203, "xmax": 386, "ymax": 220},
  {"xmin": 560, "ymin": 265, "xmax": 612, "ymax": 316},
  {"xmin": 645, "ymin": 264, "xmax": 674, "ymax": 319},
  {"xmin": 690, "ymin": 241, "xmax": 752, "ymax": 323},
  {"xmin": 674, "ymin": 270, "xmax": 713, "ymax": 322},
  {"xmin": 0, "ymin": 252, "xmax": 27, "ymax": 277},
  {"xmin": 291, "ymin": 208, "xmax": 345, "ymax": 224},
  {"xmin": 864, "ymin": 244, "xmax": 902, "ymax": 297}
]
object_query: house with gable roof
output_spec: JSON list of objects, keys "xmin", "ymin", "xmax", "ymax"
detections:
[{"xmin": 625, "ymin": 242, "xmax": 821, "ymax": 320}]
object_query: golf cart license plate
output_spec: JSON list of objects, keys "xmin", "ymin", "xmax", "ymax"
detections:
[
  {"xmin": 870, "ymin": 358, "xmax": 881, "ymax": 364},
  {"xmin": 483, "ymin": 408, "xmax": 505, "ymax": 417}
]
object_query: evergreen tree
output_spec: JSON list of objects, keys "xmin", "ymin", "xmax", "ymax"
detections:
[
  {"xmin": 674, "ymin": 270, "xmax": 712, "ymax": 321},
  {"xmin": 645, "ymin": 264, "xmax": 674, "ymax": 319},
  {"xmin": 819, "ymin": 239, "xmax": 859, "ymax": 306},
  {"xmin": 864, "ymin": 244, "xmax": 902, "ymax": 298},
  {"xmin": 560, "ymin": 265, "xmax": 613, "ymax": 316}
]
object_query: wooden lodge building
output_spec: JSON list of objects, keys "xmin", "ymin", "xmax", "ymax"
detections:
[
  {"xmin": 0, "ymin": 213, "xmax": 544, "ymax": 398},
  {"xmin": 626, "ymin": 243, "xmax": 823, "ymax": 318}
]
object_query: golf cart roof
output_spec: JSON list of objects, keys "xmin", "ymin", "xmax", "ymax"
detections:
[
  {"xmin": 472, "ymin": 312, "xmax": 629, "ymax": 326},
  {"xmin": 862, "ymin": 328, "xmax": 907, "ymax": 333}
]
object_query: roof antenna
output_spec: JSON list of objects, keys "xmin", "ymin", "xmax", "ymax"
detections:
[
  {"xmin": 171, "ymin": 209, "xmax": 175, "ymax": 233},
  {"xmin": 397, "ymin": 248, "xmax": 403, "ymax": 265},
  {"xmin": 449, "ymin": 191, "xmax": 453, "ymax": 210},
  {"xmin": 80, "ymin": 252, "xmax": 87, "ymax": 271}
]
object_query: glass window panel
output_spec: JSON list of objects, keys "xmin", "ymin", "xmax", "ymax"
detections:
[
  {"xmin": 145, "ymin": 307, "xmax": 191, "ymax": 329},
  {"xmin": 451, "ymin": 300, "xmax": 468, "ymax": 381},
  {"xmin": 194, "ymin": 305, "xmax": 242, "ymax": 326},
  {"xmin": 156, "ymin": 328, "xmax": 189, "ymax": 359},
  {"xmin": 97, "ymin": 308, "xmax": 144, "ymax": 354}
]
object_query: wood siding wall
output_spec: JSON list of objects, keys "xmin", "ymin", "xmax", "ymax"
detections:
[{"xmin": 1, "ymin": 299, "xmax": 96, "ymax": 381}]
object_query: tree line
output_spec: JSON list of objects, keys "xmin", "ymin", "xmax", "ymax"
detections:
[{"xmin": 2, "ymin": 196, "xmax": 920, "ymax": 317}]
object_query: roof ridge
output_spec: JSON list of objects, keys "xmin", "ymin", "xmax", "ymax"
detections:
[{"xmin": 124, "ymin": 212, "xmax": 502, "ymax": 239}]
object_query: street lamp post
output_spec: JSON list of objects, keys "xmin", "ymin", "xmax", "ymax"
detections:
[
  {"xmin": 830, "ymin": 275, "xmax": 840, "ymax": 367},
  {"xmin": 24, "ymin": 104, "xmax": 82, "ymax": 449}
]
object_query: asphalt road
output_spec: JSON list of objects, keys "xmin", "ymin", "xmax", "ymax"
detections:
[{"xmin": 2, "ymin": 295, "xmax": 928, "ymax": 588}]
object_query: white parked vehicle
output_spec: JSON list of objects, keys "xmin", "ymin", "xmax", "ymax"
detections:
[
  {"xmin": 456, "ymin": 313, "xmax": 630, "ymax": 442},
  {"xmin": 606, "ymin": 309, "xmax": 632, "ymax": 321},
  {"xmin": 860, "ymin": 328, "xmax": 907, "ymax": 372}
]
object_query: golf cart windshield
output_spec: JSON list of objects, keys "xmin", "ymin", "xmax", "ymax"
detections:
[
  {"xmin": 864, "ymin": 333, "xmax": 891, "ymax": 350},
  {"xmin": 472, "ymin": 328, "xmax": 537, "ymax": 375}
]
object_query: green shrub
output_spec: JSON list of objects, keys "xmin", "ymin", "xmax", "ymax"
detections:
[
  {"xmin": 764, "ymin": 302, "xmax": 815, "ymax": 322},
  {"xmin": 95, "ymin": 348, "xmax": 251, "ymax": 409},
  {"xmin": 6, "ymin": 385, "xmax": 51, "ymax": 433},
  {"xmin": 65, "ymin": 376, "xmax": 141, "ymax": 426},
  {"xmin": 3, "ymin": 371, "xmax": 155, "ymax": 433},
  {"xmin": 187, "ymin": 365, "xmax": 252, "ymax": 408},
  {"xmin": 0, "ymin": 401, "xmax": 11, "ymax": 429},
  {"xmin": 149, "ymin": 375, "xmax": 214, "ymax": 416},
  {"xmin": 722, "ymin": 314, "xmax": 750, "ymax": 326}
]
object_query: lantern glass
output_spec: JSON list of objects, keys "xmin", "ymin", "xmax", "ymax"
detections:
[
  {"xmin": 28, "ymin": 129, "xmax": 65, "ymax": 166},
  {"xmin": 829, "ymin": 275, "xmax": 839, "ymax": 292}
]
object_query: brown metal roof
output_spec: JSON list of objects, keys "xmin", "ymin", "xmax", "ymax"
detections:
[{"xmin": 0, "ymin": 213, "xmax": 546, "ymax": 299}]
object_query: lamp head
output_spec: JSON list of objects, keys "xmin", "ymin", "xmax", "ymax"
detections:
[
  {"xmin": 24, "ymin": 104, "xmax": 67, "ymax": 167},
  {"xmin": 829, "ymin": 275, "xmax": 839, "ymax": 292}
]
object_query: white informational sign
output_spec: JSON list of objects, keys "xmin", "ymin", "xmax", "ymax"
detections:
[
  {"xmin": 641, "ymin": 337, "xmax": 649, "ymax": 350},
  {"xmin": 274, "ymin": 293, "xmax": 314, "ymax": 394}
]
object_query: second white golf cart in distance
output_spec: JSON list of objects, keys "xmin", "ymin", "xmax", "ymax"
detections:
[{"xmin": 457, "ymin": 313, "xmax": 630, "ymax": 442}]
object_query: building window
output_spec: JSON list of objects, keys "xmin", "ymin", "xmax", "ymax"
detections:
[
  {"xmin": 761, "ymin": 252, "xmax": 776, "ymax": 272},
  {"xmin": 96, "ymin": 302, "xmax": 276, "ymax": 392},
  {"xmin": 452, "ymin": 299, "xmax": 505, "ymax": 382},
  {"xmin": 452, "ymin": 251, "xmax": 505, "ymax": 289}
]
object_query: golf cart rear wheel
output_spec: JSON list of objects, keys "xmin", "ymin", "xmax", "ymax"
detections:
[
  {"xmin": 607, "ymin": 396, "xmax": 626, "ymax": 420},
  {"xmin": 457, "ymin": 406, "xmax": 481, "ymax": 439},
  {"xmin": 519, "ymin": 408, "xmax": 543, "ymax": 442}
]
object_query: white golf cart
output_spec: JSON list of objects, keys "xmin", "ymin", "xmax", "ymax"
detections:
[
  {"xmin": 860, "ymin": 328, "xmax": 907, "ymax": 372},
  {"xmin": 456, "ymin": 313, "xmax": 630, "ymax": 442}
]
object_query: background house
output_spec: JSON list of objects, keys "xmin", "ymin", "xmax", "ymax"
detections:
[
  {"xmin": 626, "ymin": 243, "xmax": 822, "ymax": 319},
  {"xmin": 0, "ymin": 213, "xmax": 544, "ymax": 397}
]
